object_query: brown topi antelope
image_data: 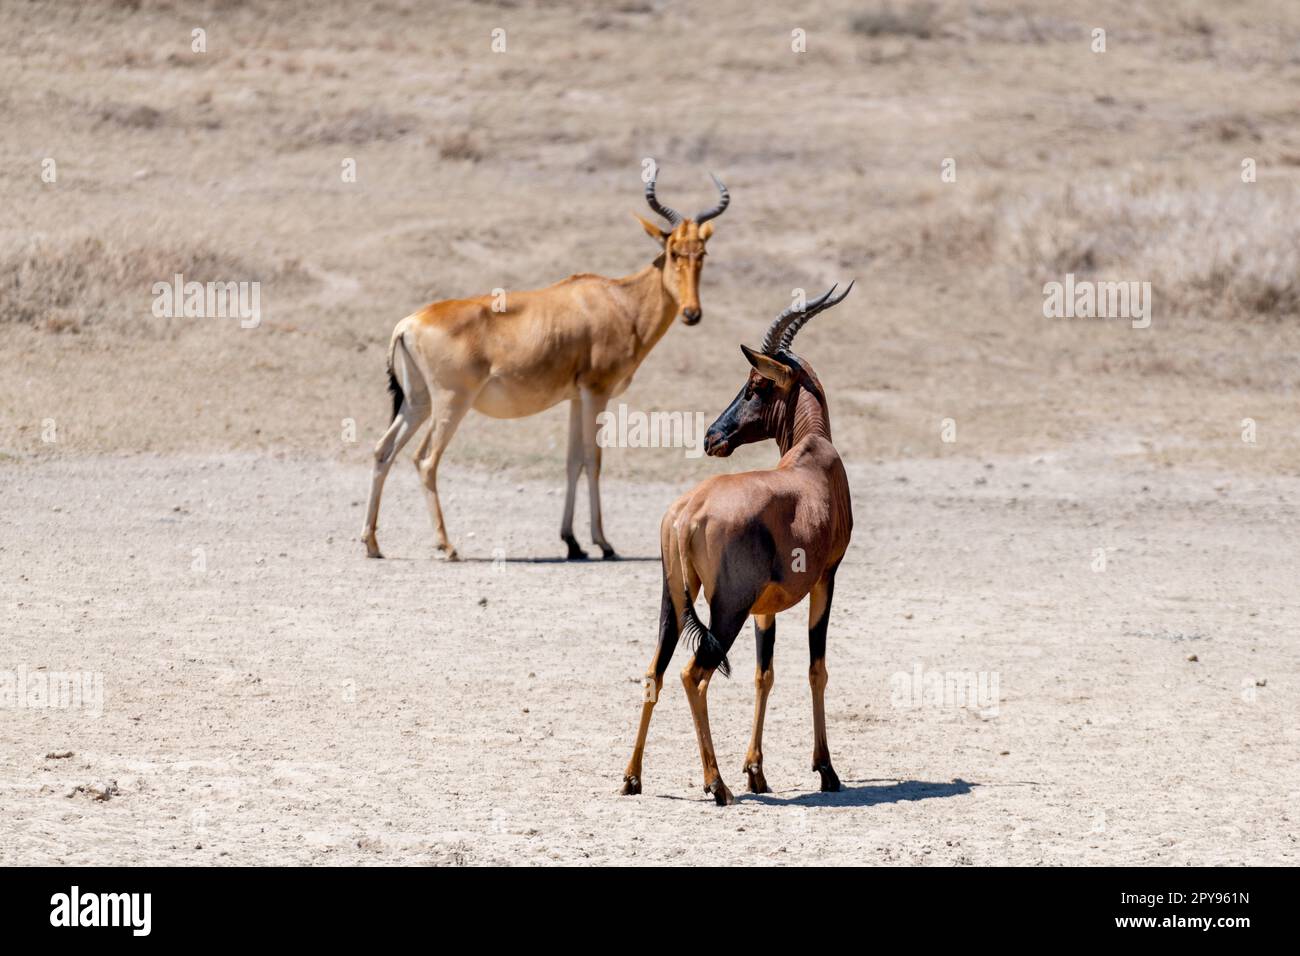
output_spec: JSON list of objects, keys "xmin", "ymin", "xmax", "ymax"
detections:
[
  {"xmin": 620, "ymin": 281, "xmax": 855, "ymax": 806},
  {"xmin": 361, "ymin": 170, "xmax": 729, "ymax": 561}
]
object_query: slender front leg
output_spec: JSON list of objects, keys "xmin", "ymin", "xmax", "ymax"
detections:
[
  {"xmin": 743, "ymin": 613, "xmax": 776, "ymax": 793},
  {"xmin": 579, "ymin": 385, "xmax": 616, "ymax": 559},
  {"xmin": 621, "ymin": 577, "xmax": 680, "ymax": 794},
  {"xmin": 808, "ymin": 569, "xmax": 841, "ymax": 792},
  {"xmin": 560, "ymin": 398, "xmax": 587, "ymax": 560}
]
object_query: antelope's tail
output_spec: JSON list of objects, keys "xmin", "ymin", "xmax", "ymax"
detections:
[
  {"xmin": 679, "ymin": 595, "xmax": 732, "ymax": 678},
  {"xmin": 386, "ymin": 329, "xmax": 405, "ymax": 424}
]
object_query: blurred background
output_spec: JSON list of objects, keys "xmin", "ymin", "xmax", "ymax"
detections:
[{"xmin": 3, "ymin": 0, "xmax": 1299, "ymax": 479}]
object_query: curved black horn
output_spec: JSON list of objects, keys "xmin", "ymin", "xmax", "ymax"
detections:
[
  {"xmin": 695, "ymin": 173, "xmax": 730, "ymax": 224},
  {"xmin": 778, "ymin": 280, "xmax": 854, "ymax": 353},
  {"xmin": 645, "ymin": 173, "xmax": 683, "ymax": 226},
  {"xmin": 760, "ymin": 285, "xmax": 838, "ymax": 355}
]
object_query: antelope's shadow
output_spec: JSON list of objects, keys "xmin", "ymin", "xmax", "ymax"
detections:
[
  {"xmin": 457, "ymin": 555, "xmax": 659, "ymax": 564},
  {"xmin": 372, "ymin": 555, "xmax": 659, "ymax": 564},
  {"xmin": 758, "ymin": 777, "xmax": 974, "ymax": 807},
  {"xmin": 658, "ymin": 778, "xmax": 975, "ymax": 808}
]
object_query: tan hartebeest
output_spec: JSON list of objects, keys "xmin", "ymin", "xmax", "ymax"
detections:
[
  {"xmin": 620, "ymin": 282, "xmax": 855, "ymax": 805},
  {"xmin": 361, "ymin": 171, "xmax": 728, "ymax": 560}
]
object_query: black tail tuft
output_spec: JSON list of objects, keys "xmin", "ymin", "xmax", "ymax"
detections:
[
  {"xmin": 387, "ymin": 365, "xmax": 403, "ymax": 424},
  {"xmin": 680, "ymin": 590, "xmax": 731, "ymax": 678}
]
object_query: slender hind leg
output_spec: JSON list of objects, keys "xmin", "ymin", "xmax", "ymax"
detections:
[
  {"xmin": 743, "ymin": 613, "xmax": 776, "ymax": 794},
  {"xmin": 621, "ymin": 574, "xmax": 683, "ymax": 795},
  {"xmin": 681, "ymin": 594, "xmax": 751, "ymax": 806},
  {"xmin": 579, "ymin": 385, "xmax": 616, "ymax": 559},
  {"xmin": 560, "ymin": 398, "xmax": 588, "ymax": 560},
  {"xmin": 361, "ymin": 345, "xmax": 430, "ymax": 558},
  {"xmin": 808, "ymin": 567, "xmax": 841, "ymax": 792},
  {"xmin": 413, "ymin": 386, "xmax": 473, "ymax": 560}
]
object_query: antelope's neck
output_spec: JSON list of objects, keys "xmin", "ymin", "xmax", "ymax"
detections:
[
  {"xmin": 777, "ymin": 383, "xmax": 852, "ymax": 556},
  {"xmin": 776, "ymin": 387, "xmax": 832, "ymax": 457},
  {"xmin": 623, "ymin": 263, "xmax": 678, "ymax": 358}
]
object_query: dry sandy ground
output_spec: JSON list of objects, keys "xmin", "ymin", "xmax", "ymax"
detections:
[{"xmin": 2, "ymin": 450, "xmax": 1296, "ymax": 865}]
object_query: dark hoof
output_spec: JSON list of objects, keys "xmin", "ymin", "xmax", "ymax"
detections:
[
  {"xmin": 563, "ymin": 536, "xmax": 589, "ymax": 560},
  {"xmin": 621, "ymin": 775, "xmax": 641, "ymax": 795},
  {"xmin": 705, "ymin": 779, "xmax": 735, "ymax": 806},
  {"xmin": 600, "ymin": 545, "xmax": 619, "ymax": 561},
  {"xmin": 744, "ymin": 763, "xmax": 771, "ymax": 794},
  {"xmin": 814, "ymin": 763, "xmax": 841, "ymax": 792}
]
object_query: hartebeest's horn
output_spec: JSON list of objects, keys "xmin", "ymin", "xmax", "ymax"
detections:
[
  {"xmin": 778, "ymin": 280, "xmax": 854, "ymax": 353},
  {"xmin": 694, "ymin": 174, "xmax": 730, "ymax": 224},
  {"xmin": 645, "ymin": 175, "xmax": 683, "ymax": 226},
  {"xmin": 760, "ymin": 284, "xmax": 839, "ymax": 355}
]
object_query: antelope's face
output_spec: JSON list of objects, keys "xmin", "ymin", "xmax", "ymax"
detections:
[
  {"xmin": 704, "ymin": 347, "xmax": 793, "ymax": 457},
  {"xmin": 664, "ymin": 221, "xmax": 711, "ymax": 325},
  {"xmin": 637, "ymin": 169, "xmax": 729, "ymax": 325}
]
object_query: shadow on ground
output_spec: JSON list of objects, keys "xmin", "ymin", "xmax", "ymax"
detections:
[
  {"xmin": 742, "ymin": 778, "xmax": 976, "ymax": 808},
  {"xmin": 655, "ymin": 778, "xmax": 976, "ymax": 807}
]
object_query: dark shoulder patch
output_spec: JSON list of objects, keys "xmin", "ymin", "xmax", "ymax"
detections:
[
  {"xmin": 758, "ymin": 522, "xmax": 782, "ymax": 583},
  {"xmin": 724, "ymin": 517, "xmax": 780, "ymax": 584}
]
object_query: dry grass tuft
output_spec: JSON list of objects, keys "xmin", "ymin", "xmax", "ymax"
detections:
[
  {"xmin": 851, "ymin": 4, "xmax": 1087, "ymax": 46},
  {"xmin": 851, "ymin": 2, "xmax": 941, "ymax": 40},
  {"xmin": 97, "ymin": 102, "xmax": 167, "ymax": 130},
  {"xmin": 1001, "ymin": 177, "xmax": 1300, "ymax": 320},
  {"xmin": 435, "ymin": 130, "xmax": 484, "ymax": 163},
  {"xmin": 0, "ymin": 233, "xmax": 313, "ymax": 334},
  {"xmin": 274, "ymin": 106, "xmax": 420, "ymax": 149}
]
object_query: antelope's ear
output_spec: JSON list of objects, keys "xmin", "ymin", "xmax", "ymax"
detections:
[
  {"xmin": 699, "ymin": 221, "xmax": 714, "ymax": 241},
  {"xmin": 635, "ymin": 215, "xmax": 669, "ymax": 245},
  {"xmin": 740, "ymin": 344, "xmax": 794, "ymax": 388}
]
